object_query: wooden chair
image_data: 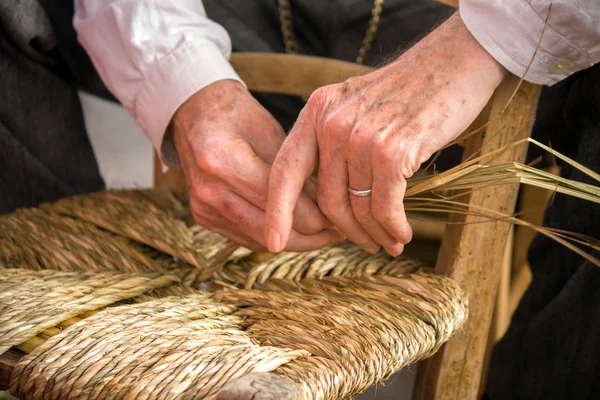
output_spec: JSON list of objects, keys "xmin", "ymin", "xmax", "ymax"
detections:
[
  {"xmin": 153, "ymin": 50, "xmax": 541, "ymax": 400},
  {"xmin": 0, "ymin": 2, "xmax": 546, "ymax": 398}
]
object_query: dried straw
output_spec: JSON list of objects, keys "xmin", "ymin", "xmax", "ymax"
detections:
[
  {"xmin": 0, "ymin": 208, "xmax": 160, "ymax": 273},
  {"xmin": 218, "ymin": 273, "xmax": 467, "ymax": 399},
  {"xmin": 0, "ymin": 189, "xmax": 247, "ymax": 282},
  {"xmin": 43, "ymin": 190, "xmax": 230, "ymax": 270},
  {"xmin": 0, "ymin": 268, "xmax": 180, "ymax": 355},
  {"xmin": 7, "ymin": 267, "xmax": 467, "ymax": 400},
  {"xmin": 213, "ymin": 241, "xmax": 429, "ymax": 289},
  {"xmin": 400, "ymin": 137, "xmax": 600, "ymax": 266},
  {"xmin": 9, "ymin": 296, "xmax": 308, "ymax": 400}
]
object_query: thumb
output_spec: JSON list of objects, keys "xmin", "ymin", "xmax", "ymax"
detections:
[{"xmin": 265, "ymin": 109, "xmax": 319, "ymax": 252}]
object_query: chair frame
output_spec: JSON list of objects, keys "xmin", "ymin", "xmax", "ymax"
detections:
[{"xmin": 154, "ymin": 52, "xmax": 541, "ymax": 400}]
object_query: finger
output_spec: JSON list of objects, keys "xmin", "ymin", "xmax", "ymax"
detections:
[
  {"xmin": 318, "ymin": 145, "xmax": 380, "ymax": 254},
  {"xmin": 265, "ymin": 109, "xmax": 321, "ymax": 252},
  {"xmin": 212, "ymin": 140, "xmax": 330, "ymax": 235},
  {"xmin": 207, "ymin": 225, "xmax": 266, "ymax": 251},
  {"xmin": 286, "ymin": 227, "xmax": 346, "ymax": 252},
  {"xmin": 189, "ymin": 199, "xmax": 266, "ymax": 250},
  {"xmin": 302, "ymin": 176, "xmax": 318, "ymax": 202},
  {"xmin": 179, "ymin": 138, "xmax": 264, "ymax": 249},
  {"xmin": 371, "ymin": 167, "xmax": 413, "ymax": 247},
  {"xmin": 215, "ymin": 184, "xmax": 345, "ymax": 251},
  {"xmin": 348, "ymin": 154, "xmax": 402, "ymax": 256}
]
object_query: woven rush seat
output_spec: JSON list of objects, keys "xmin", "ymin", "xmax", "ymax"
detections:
[{"xmin": 0, "ymin": 189, "xmax": 468, "ymax": 400}]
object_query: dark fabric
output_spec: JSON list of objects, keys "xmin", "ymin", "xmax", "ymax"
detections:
[
  {"xmin": 484, "ymin": 64, "xmax": 600, "ymax": 400},
  {"xmin": 0, "ymin": 1, "xmax": 104, "ymax": 214},
  {"xmin": 203, "ymin": 0, "xmax": 452, "ymax": 131},
  {"xmin": 36, "ymin": 0, "xmax": 114, "ymax": 99}
]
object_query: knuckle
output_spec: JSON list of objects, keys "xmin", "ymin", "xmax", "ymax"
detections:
[
  {"xmin": 342, "ymin": 77, "xmax": 363, "ymax": 95},
  {"xmin": 308, "ymin": 82, "xmax": 343, "ymax": 105},
  {"xmin": 305, "ymin": 86, "xmax": 332, "ymax": 117},
  {"xmin": 322, "ymin": 114, "xmax": 344, "ymax": 138},
  {"xmin": 190, "ymin": 183, "xmax": 211, "ymax": 203},
  {"xmin": 410, "ymin": 149, "xmax": 430, "ymax": 176},
  {"xmin": 344, "ymin": 77, "xmax": 358, "ymax": 88},
  {"xmin": 195, "ymin": 148, "xmax": 222, "ymax": 176},
  {"xmin": 373, "ymin": 139, "xmax": 397, "ymax": 162},
  {"xmin": 190, "ymin": 184, "xmax": 223, "ymax": 211},
  {"xmin": 219, "ymin": 197, "xmax": 241, "ymax": 220},
  {"xmin": 307, "ymin": 86, "xmax": 328, "ymax": 104},
  {"xmin": 348, "ymin": 123, "xmax": 373, "ymax": 152}
]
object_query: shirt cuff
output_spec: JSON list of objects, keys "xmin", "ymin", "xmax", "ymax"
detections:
[
  {"xmin": 135, "ymin": 38, "xmax": 244, "ymax": 165},
  {"xmin": 460, "ymin": 0, "xmax": 594, "ymax": 86}
]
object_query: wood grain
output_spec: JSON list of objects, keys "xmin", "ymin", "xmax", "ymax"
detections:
[
  {"xmin": 0, "ymin": 311, "xmax": 97, "ymax": 388},
  {"xmin": 216, "ymin": 372, "xmax": 305, "ymax": 400},
  {"xmin": 0, "ymin": 349, "xmax": 22, "ymax": 390},
  {"xmin": 413, "ymin": 75, "xmax": 542, "ymax": 400},
  {"xmin": 435, "ymin": 0, "xmax": 458, "ymax": 8},
  {"xmin": 230, "ymin": 53, "xmax": 372, "ymax": 97}
]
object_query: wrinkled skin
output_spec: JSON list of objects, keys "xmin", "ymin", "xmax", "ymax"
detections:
[
  {"xmin": 265, "ymin": 13, "xmax": 507, "ymax": 255},
  {"xmin": 172, "ymin": 80, "xmax": 344, "ymax": 251}
]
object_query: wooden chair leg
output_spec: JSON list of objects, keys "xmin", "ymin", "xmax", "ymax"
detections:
[
  {"xmin": 413, "ymin": 75, "xmax": 541, "ymax": 400},
  {"xmin": 478, "ymin": 226, "xmax": 513, "ymax": 398},
  {"xmin": 494, "ymin": 226, "xmax": 513, "ymax": 341}
]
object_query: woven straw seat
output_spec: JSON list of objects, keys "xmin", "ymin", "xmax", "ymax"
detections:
[{"xmin": 0, "ymin": 189, "xmax": 467, "ymax": 400}]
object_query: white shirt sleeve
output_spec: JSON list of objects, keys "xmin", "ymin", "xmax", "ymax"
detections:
[
  {"xmin": 460, "ymin": 0, "xmax": 600, "ymax": 86},
  {"xmin": 73, "ymin": 0, "xmax": 244, "ymax": 164}
]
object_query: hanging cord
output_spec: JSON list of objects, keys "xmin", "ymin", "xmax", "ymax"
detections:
[{"xmin": 278, "ymin": 0, "xmax": 385, "ymax": 65}]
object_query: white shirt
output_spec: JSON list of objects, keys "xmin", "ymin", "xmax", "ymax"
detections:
[{"xmin": 73, "ymin": 0, "xmax": 600, "ymax": 163}]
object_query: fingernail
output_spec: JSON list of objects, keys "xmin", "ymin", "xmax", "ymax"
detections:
[{"xmin": 267, "ymin": 229, "xmax": 282, "ymax": 253}]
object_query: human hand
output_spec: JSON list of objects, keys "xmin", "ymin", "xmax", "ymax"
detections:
[
  {"xmin": 265, "ymin": 13, "xmax": 507, "ymax": 255},
  {"xmin": 172, "ymin": 79, "xmax": 344, "ymax": 250}
]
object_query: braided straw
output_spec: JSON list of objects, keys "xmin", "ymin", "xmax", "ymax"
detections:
[
  {"xmin": 9, "ymin": 295, "xmax": 308, "ymax": 400},
  {"xmin": 0, "ymin": 268, "xmax": 180, "ymax": 355},
  {"xmin": 44, "ymin": 190, "xmax": 231, "ymax": 270},
  {"xmin": 0, "ymin": 189, "xmax": 248, "ymax": 284},
  {"xmin": 122, "ymin": 280, "xmax": 200, "ymax": 304},
  {"xmin": 0, "ymin": 208, "xmax": 160, "ymax": 273},
  {"xmin": 218, "ymin": 273, "xmax": 467, "ymax": 399},
  {"xmin": 214, "ymin": 241, "xmax": 429, "ymax": 289},
  {"xmin": 8, "ymin": 270, "xmax": 466, "ymax": 400}
]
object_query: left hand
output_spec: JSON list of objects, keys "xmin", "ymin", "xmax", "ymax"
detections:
[
  {"xmin": 172, "ymin": 80, "xmax": 342, "ymax": 251},
  {"xmin": 264, "ymin": 13, "xmax": 507, "ymax": 255}
]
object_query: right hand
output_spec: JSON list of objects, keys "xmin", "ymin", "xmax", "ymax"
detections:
[
  {"xmin": 264, "ymin": 13, "xmax": 506, "ymax": 255},
  {"xmin": 171, "ymin": 79, "xmax": 345, "ymax": 251}
]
